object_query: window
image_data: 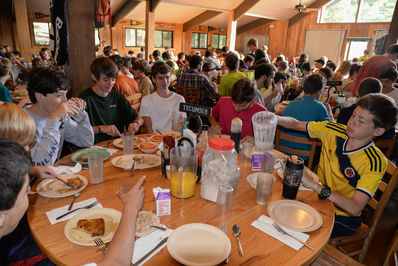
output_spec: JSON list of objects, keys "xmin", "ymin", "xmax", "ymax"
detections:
[
  {"xmin": 191, "ymin": 33, "xmax": 208, "ymax": 49},
  {"xmin": 33, "ymin": 22, "xmax": 50, "ymax": 46},
  {"xmin": 357, "ymin": 0, "xmax": 396, "ymax": 22},
  {"xmin": 125, "ymin": 28, "xmax": 145, "ymax": 47},
  {"xmin": 319, "ymin": 0, "xmax": 396, "ymax": 23},
  {"xmin": 155, "ymin": 30, "xmax": 173, "ymax": 48},
  {"xmin": 344, "ymin": 38, "xmax": 371, "ymax": 60},
  {"xmin": 212, "ymin": 34, "xmax": 227, "ymax": 49},
  {"xmin": 95, "ymin": 28, "xmax": 100, "ymax": 46}
]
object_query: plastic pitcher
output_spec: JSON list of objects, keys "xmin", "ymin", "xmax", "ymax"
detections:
[
  {"xmin": 170, "ymin": 145, "xmax": 198, "ymax": 199},
  {"xmin": 252, "ymin": 111, "xmax": 277, "ymax": 150}
]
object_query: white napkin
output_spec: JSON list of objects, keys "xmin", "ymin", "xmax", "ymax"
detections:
[
  {"xmin": 53, "ymin": 163, "xmax": 82, "ymax": 175},
  {"xmin": 91, "ymin": 145, "xmax": 119, "ymax": 156},
  {"xmin": 46, "ymin": 197, "xmax": 103, "ymax": 225},
  {"xmin": 132, "ymin": 228, "xmax": 173, "ymax": 265},
  {"xmin": 251, "ymin": 215, "xmax": 310, "ymax": 251}
]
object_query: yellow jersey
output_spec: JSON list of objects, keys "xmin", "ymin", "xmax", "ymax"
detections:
[{"xmin": 307, "ymin": 121, "xmax": 387, "ymax": 216}]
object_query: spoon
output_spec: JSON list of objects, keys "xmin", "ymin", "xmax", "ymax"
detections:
[
  {"xmin": 68, "ymin": 192, "xmax": 80, "ymax": 211},
  {"xmin": 232, "ymin": 224, "xmax": 244, "ymax": 257}
]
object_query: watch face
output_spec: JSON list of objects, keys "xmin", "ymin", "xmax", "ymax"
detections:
[{"xmin": 319, "ymin": 186, "xmax": 331, "ymax": 199}]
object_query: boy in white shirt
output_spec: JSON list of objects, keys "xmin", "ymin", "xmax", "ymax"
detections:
[{"xmin": 139, "ymin": 61, "xmax": 185, "ymax": 133}]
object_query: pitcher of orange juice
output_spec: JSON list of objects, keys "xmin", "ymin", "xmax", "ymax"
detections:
[{"xmin": 170, "ymin": 146, "xmax": 198, "ymax": 199}]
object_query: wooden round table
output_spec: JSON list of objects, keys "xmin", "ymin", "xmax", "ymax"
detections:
[{"xmin": 27, "ymin": 139, "xmax": 334, "ymax": 266}]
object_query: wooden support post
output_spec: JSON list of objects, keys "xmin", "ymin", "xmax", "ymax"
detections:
[
  {"xmin": 145, "ymin": 0, "xmax": 155, "ymax": 61},
  {"xmin": 65, "ymin": 0, "xmax": 95, "ymax": 96},
  {"xmin": 386, "ymin": 0, "xmax": 398, "ymax": 48},
  {"xmin": 227, "ymin": 12, "xmax": 237, "ymax": 51},
  {"xmin": 13, "ymin": 0, "xmax": 32, "ymax": 62}
]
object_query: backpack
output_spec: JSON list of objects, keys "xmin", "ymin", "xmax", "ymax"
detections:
[{"xmin": 94, "ymin": 0, "xmax": 112, "ymax": 28}]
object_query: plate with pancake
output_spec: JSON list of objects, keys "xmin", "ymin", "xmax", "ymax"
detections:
[
  {"xmin": 36, "ymin": 174, "xmax": 88, "ymax": 198},
  {"xmin": 111, "ymin": 154, "xmax": 161, "ymax": 170},
  {"xmin": 136, "ymin": 211, "xmax": 160, "ymax": 237},
  {"xmin": 64, "ymin": 208, "xmax": 122, "ymax": 246}
]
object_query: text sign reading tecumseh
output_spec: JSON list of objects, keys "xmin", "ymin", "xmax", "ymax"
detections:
[{"xmin": 179, "ymin": 102, "xmax": 212, "ymax": 118}]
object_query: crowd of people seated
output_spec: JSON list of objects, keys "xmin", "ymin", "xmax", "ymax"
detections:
[{"xmin": 0, "ymin": 39, "xmax": 397, "ymax": 265}]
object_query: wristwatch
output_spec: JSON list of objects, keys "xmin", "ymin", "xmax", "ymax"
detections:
[{"xmin": 318, "ymin": 185, "xmax": 331, "ymax": 200}]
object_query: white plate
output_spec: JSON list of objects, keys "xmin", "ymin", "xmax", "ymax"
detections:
[
  {"xmin": 167, "ymin": 223, "xmax": 231, "ymax": 266},
  {"xmin": 246, "ymin": 173, "xmax": 275, "ymax": 189},
  {"xmin": 111, "ymin": 154, "xmax": 161, "ymax": 170},
  {"xmin": 268, "ymin": 200, "xmax": 322, "ymax": 232},
  {"xmin": 36, "ymin": 174, "xmax": 88, "ymax": 198},
  {"xmin": 64, "ymin": 208, "xmax": 121, "ymax": 246},
  {"xmin": 135, "ymin": 211, "xmax": 160, "ymax": 237},
  {"xmin": 113, "ymin": 136, "xmax": 141, "ymax": 149}
]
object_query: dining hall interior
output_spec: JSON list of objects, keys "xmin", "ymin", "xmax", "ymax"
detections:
[{"xmin": 1, "ymin": 0, "xmax": 398, "ymax": 265}]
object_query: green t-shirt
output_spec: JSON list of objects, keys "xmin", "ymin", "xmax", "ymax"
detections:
[
  {"xmin": 218, "ymin": 71, "xmax": 255, "ymax": 96},
  {"xmin": 79, "ymin": 88, "xmax": 138, "ymax": 143}
]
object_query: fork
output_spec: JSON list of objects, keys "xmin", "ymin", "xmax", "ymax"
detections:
[
  {"xmin": 94, "ymin": 238, "xmax": 106, "ymax": 254},
  {"xmin": 55, "ymin": 201, "xmax": 99, "ymax": 220},
  {"xmin": 129, "ymin": 156, "xmax": 142, "ymax": 175},
  {"xmin": 271, "ymin": 222, "xmax": 316, "ymax": 251}
]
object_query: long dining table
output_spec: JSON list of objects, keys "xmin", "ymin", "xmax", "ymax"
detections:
[{"xmin": 27, "ymin": 137, "xmax": 334, "ymax": 266}]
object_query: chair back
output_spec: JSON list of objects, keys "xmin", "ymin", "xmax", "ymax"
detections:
[
  {"xmin": 359, "ymin": 160, "xmax": 398, "ymax": 261},
  {"xmin": 384, "ymin": 229, "xmax": 398, "ymax": 266},
  {"xmin": 126, "ymin": 93, "xmax": 143, "ymax": 112},
  {"xmin": 274, "ymin": 125, "xmax": 321, "ymax": 171},
  {"xmin": 374, "ymin": 134, "xmax": 397, "ymax": 160},
  {"xmin": 175, "ymin": 86, "xmax": 200, "ymax": 105}
]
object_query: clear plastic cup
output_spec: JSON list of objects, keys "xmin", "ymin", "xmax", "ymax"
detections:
[
  {"xmin": 256, "ymin": 173, "xmax": 274, "ymax": 205},
  {"xmin": 252, "ymin": 111, "xmax": 277, "ymax": 150},
  {"xmin": 122, "ymin": 132, "xmax": 135, "ymax": 155},
  {"xmin": 88, "ymin": 152, "xmax": 104, "ymax": 184},
  {"xmin": 71, "ymin": 110, "xmax": 87, "ymax": 123},
  {"xmin": 214, "ymin": 184, "xmax": 234, "ymax": 222}
]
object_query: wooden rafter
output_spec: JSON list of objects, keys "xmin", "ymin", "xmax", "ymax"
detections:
[
  {"xmin": 183, "ymin": 10, "xmax": 222, "ymax": 32},
  {"xmin": 112, "ymin": 0, "xmax": 141, "ymax": 27},
  {"xmin": 150, "ymin": 0, "xmax": 161, "ymax": 12},
  {"xmin": 234, "ymin": 0, "xmax": 260, "ymax": 21},
  {"xmin": 236, "ymin": 18, "xmax": 273, "ymax": 35},
  {"xmin": 288, "ymin": 0, "xmax": 331, "ymax": 27}
]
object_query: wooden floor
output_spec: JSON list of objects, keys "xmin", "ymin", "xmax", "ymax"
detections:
[{"xmin": 363, "ymin": 187, "xmax": 398, "ymax": 265}]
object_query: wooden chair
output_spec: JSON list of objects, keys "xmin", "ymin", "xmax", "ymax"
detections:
[
  {"xmin": 326, "ymin": 159, "xmax": 398, "ymax": 263},
  {"xmin": 175, "ymin": 86, "xmax": 200, "ymax": 105},
  {"xmin": 312, "ymin": 244, "xmax": 365, "ymax": 266},
  {"xmin": 374, "ymin": 134, "xmax": 397, "ymax": 160},
  {"xmin": 126, "ymin": 92, "xmax": 143, "ymax": 112},
  {"xmin": 274, "ymin": 125, "xmax": 321, "ymax": 171},
  {"xmin": 384, "ymin": 229, "xmax": 398, "ymax": 266}
]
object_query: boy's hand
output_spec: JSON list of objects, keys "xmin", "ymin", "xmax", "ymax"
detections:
[
  {"xmin": 128, "ymin": 122, "xmax": 140, "ymax": 133},
  {"xmin": 100, "ymin": 125, "xmax": 122, "ymax": 137},
  {"xmin": 49, "ymin": 101, "xmax": 80, "ymax": 121},
  {"xmin": 30, "ymin": 165, "xmax": 61, "ymax": 179},
  {"xmin": 69, "ymin": 97, "xmax": 86, "ymax": 111},
  {"xmin": 117, "ymin": 176, "xmax": 145, "ymax": 214}
]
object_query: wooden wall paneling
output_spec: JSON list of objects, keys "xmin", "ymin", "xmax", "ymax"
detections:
[
  {"xmin": 0, "ymin": 0, "xmax": 16, "ymax": 49},
  {"xmin": 65, "ymin": 0, "xmax": 96, "ymax": 96},
  {"xmin": 14, "ymin": 0, "xmax": 32, "ymax": 62}
]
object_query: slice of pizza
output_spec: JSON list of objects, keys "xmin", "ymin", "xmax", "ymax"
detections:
[{"xmin": 76, "ymin": 218, "xmax": 105, "ymax": 237}]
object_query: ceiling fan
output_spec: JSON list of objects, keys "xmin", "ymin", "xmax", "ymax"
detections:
[{"xmin": 289, "ymin": 0, "xmax": 320, "ymax": 13}]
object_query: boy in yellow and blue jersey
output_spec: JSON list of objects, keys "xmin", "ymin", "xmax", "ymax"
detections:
[{"xmin": 277, "ymin": 93, "xmax": 397, "ymax": 238}]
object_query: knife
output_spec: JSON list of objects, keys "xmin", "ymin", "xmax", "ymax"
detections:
[
  {"xmin": 222, "ymin": 223, "xmax": 229, "ymax": 263},
  {"xmin": 55, "ymin": 177, "xmax": 75, "ymax": 188},
  {"xmin": 133, "ymin": 237, "xmax": 168, "ymax": 266}
]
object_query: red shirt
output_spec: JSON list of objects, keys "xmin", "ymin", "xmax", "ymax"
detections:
[{"xmin": 212, "ymin": 97, "xmax": 267, "ymax": 138}]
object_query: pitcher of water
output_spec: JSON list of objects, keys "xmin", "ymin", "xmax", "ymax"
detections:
[{"xmin": 252, "ymin": 111, "xmax": 277, "ymax": 150}]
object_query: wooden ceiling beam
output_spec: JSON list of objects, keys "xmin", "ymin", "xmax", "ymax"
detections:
[
  {"xmin": 288, "ymin": 0, "xmax": 331, "ymax": 27},
  {"xmin": 234, "ymin": 0, "xmax": 260, "ymax": 21},
  {"xmin": 183, "ymin": 10, "xmax": 222, "ymax": 32},
  {"xmin": 150, "ymin": 0, "xmax": 161, "ymax": 12},
  {"xmin": 236, "ymin": 18, "xmax": 273, "ymax": 35},
  {"xmin": 112, "ymin": 0, "xmax": 141, "ymax": 27}
]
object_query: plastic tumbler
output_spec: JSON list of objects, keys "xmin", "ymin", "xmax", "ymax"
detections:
[
  {"xmin": 282, "ymin": 156, "xmax": 304, "ymax": 199},
  {"xmin": 122, "ymin": 132, "xmax": 135, "ymax": 155},
  {"xmin": 256, "ymin": 173, "xmax": 275, "ymax": 205},
  {"xmin": 88, "ymin": 152, "xmax": 104, "ymax": 184},
  {"xmin": 252, "ymin": 111, "xmax": 277, "ymax": 150},
  {"xmin": 214, "ymin": 184, "xmax": 234, "ymax": 222}
]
